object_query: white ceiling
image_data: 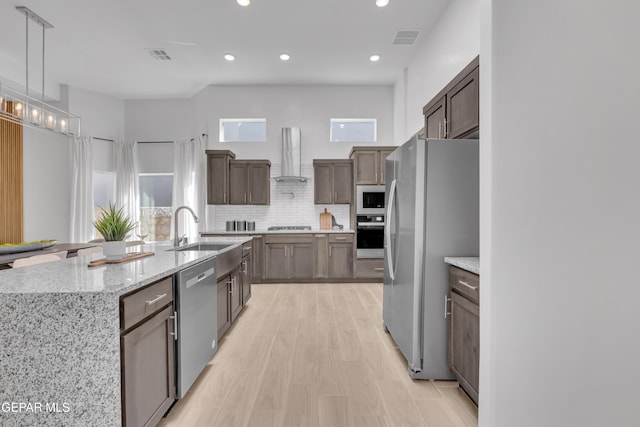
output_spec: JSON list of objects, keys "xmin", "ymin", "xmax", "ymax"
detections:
[{"xmin": 0, "ymin": 0, "xmax": 450, "ymax": 100}]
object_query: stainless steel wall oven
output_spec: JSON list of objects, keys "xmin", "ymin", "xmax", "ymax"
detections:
[{"xmin": 356, "ymin": 214, "xmax": 385, "ymax": 258}]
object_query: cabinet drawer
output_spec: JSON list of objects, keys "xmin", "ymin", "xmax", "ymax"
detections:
[
  {"xmin": 448, "ymin": 265, "xmax": 479, "ymax": 304},
  {"xmin": 355, "ymin": 258, "xmax": 384, "ymax": 278},
  {"xmin": 121, "ymin": 277, "xmax": 173, "ymax": 331},
  {"xmin": 265, "ymin": 234, "xmax": 313, "ymax": 244},
  {"xmin": 329, "ymin": 233, "xmax": 353, "ymax": 243}
]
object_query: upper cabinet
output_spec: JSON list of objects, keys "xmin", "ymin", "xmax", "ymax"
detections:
[
  {"xmin": 423, "ymin": 56, "xmax": 479, "ymax": 140},
  {"xmin": 349, "ymin": 147, "xmax": 396, "ymax": 185},
  {"xmin": 206, "ymin": 150, "xmax": 235, "ymax": 204},
  {"xmin": 229, "ymin": 160, "xmax": 271, "ymax": 205},
  {"xmin": 206, "ymin": 150, "xmax": 270, "ymax": 205},
  {"xmin": 313, "ymin": 159, "xmax": 352, "ymax": 204}
]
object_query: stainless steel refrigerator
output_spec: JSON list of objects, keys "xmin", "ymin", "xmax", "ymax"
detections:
[{"xmin": 383, "ymin": 136, "xmax": 479, "ymax": 379}]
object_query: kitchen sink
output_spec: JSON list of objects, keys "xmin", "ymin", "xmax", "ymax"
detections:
[{"xmin": 172, "ymin": 243, "xmax": 235, "ymax": 252}]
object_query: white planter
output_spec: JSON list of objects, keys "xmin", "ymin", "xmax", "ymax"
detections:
[{"xmin": 102, "ymin": 241, "xmax": 126, "ymax": 260}]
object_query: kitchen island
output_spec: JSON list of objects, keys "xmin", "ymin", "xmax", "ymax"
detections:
[{"xmin": 0, "ymin": 237, "xmax": 250, "ymax": 427}]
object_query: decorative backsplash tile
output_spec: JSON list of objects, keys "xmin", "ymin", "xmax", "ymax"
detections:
[{"xmin": 207, "ymin": 164, "xmax": 351, "ymax": 231}]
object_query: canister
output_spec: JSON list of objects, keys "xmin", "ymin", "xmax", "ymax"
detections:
[
  {"xmin": 225, "ymin": 220, "xmax": 236, "ymax": 231},
  {"xmin": 236, "ymin": 220, "xmax": 247, "ymax": 231},
  {"xmin": 247, "ymin": 221, "xmax": 256, "ymax": 231}
]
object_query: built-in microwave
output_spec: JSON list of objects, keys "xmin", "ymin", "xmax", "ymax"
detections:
[{"xmin": 356, "ymin": 185, "xmax": 385, "ymax": 215}]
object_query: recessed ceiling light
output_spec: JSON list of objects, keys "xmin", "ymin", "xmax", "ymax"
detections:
[
  {"xmin": 376, "ymin": 0, "xmax": 389, "ymax": 7},
  {"xmin": 280, "ymin": 53, "xmax": 291, "ymax": 61},
  {"xmin": 224, "ymin": 53, "xmax": 235, "ymax": 61},
  {"xmin": 369, "ymin": 54, "xmax": 381, "ymax": 62},
  {"xmin": 237, "ymin": 0, "xmax": 250, "ymax": 6}
]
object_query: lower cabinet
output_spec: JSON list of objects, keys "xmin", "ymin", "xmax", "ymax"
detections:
[
  {"xmin": 328, "ymin": 234, "xmax": 354, "ymax": 279},
  {"xmin": 448, "ymin": 265, "xmax": 480, "ymax": 404},
  {"xmin": 355, "ymin": 258, "xmax": 384, "ymax": 280},
  {"xmin": 265, "ymin": 235, "xmax": 314, "ymax": 280},
  {"xmin": 120, "ymin": 276, "xmax": 175, "ymax": 427},
  {"xmin": 218, "ymin": 269, "xmax": 242, "ymax": 337},
  {"xmin": 241, "ymin": 242, "xmax": 252, "ymax": 305}
]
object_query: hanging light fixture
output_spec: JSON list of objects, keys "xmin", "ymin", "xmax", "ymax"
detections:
[{"xmin": 0, "ymin": 6, "xmax": 80, "ymax": 136}]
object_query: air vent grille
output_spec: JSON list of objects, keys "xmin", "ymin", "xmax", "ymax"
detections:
[
  {"xmin": 392, "ymin": 29, "xmax": 422, "ymax": 46},
  {"xmin": 146, "ymin": 48, "xmax": 172, "ymax": 60}
]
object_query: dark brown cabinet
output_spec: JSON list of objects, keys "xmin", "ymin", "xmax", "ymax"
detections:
[
  {"xmin": 120, "ymin": 276, "xmax": 175, "ymax": 427},
  {"xmin": 215, "ymin": 245, "xmax": 244, "ymax": 339},
  {"xmin": 241, "ymin": 241, "xmax": 252, "ymax": 305},
  {"xmin": 313, "ymin": 233, "xmax": 329, "ymax": 279},
  {"xmin": 313, "ymin": 160, "xmax": 353, "ymax": 204},
  {"xmin": 355, "ymin": 258, "xmax": 384, "ymax": 280},
  {"xmin": 206, "ymin": 150, "xmax": 235, "ymax": 204},
  {"xmin": 423, "ymin": 56, "xmax": 479, "ymax": 140},
  {"xmin": 265, "ymin": 234, "xmax": 314, "ymax": 280},
  {"xmin": 328, "ymin": 234, "xmax": 354, "ymax": 279},
  {"xmin": 349, "ymin": 147, "xmax": 396, "ymax": 185},
  {"xmin": 229, "ymin": 160, "xmax": 271, "ymax": 205},
  {"xmin": 448, "ymin": 265, "xmax": 479, "ymax": 404}
]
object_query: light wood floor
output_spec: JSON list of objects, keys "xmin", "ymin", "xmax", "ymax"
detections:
[{"xmin": 159, "ymin": 282, "xmax": 478, "ymax": 427}]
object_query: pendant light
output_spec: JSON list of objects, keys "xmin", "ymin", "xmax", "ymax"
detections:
[{"xmin": 0, "ymin": 6, "xmax": 80, "ymax": 136}]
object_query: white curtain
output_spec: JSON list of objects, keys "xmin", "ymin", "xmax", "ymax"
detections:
[
  {"xmin": 171, "ymin": 136, "xmax": 206, "ymax": 242},
  {"xmin": 70, "ymin": 136, "xmax": 94, "ymax": 242},
  {"xmin": 113, "ymin": 140, "xmax": 140, "ymax": 229}
]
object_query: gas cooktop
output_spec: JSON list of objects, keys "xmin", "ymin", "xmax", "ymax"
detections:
[{"xmin": 267, "ymin": 225, "xmax": 312, "ymax": 231}]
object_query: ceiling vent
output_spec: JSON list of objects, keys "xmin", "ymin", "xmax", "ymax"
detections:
[
  {"xmin": 392, "ymin": 30, "xmax": 422, "ymax": 45},
  {"xmin": 146, "ymin": 48, "xmax": 172, "ymax": 60}
]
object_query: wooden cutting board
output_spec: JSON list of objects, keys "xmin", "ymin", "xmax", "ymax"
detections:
[
  {"xmin": 320, "ymin": 208, "xmax": 332, "ymax": 229},
  {"xmin": 88, "ymin": 251, "xmax": 154, "ymax": 267}
]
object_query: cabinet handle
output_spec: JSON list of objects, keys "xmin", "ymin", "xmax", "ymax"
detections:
[
  {"xmin": 223, "ymin": 192, "xmax": 226, "ymax": 203},
  {"xmin": 443, "ymin": 117, "xmax": 448, "ymax": 138},
  {"xmin": 329, "ymin": 245, "xmax": 332, "ymax": 257},
  {"xmin": 249, "ymin": 193, "xmax": 252, "ymax": 203},
  {"xmin": 244, "ymin": 193, "xmax": 247, "ymax": 203},
  {"xmin": 146, "ymin": 293, "xmax": 167, "ymax": 306},
  {"xmin": 374, "ymin": 267, "xmax": 384, "ymax": 272},
  {"xmin": 438, "ymin": 122, "xmax": 442, "ymax": 138},
  {"xmin": 243, "ymin": 260, "xmax": 248, "ymax": 274},
  {"xmin": 444, "ymin": 294, "xmax": 451, "ymax": 318},
  {"xmin": 169, "ymin": 312, "xmax": 178, "ymax": 341},
  {"xmin": 458, "ymin": 280, "xmax": 478, "ymax": 291},
  {"xmin": 375, "ymin": 170, "xmax": 378, "ymax": 183},
  {"xmin": 335, "ymin": 237, "xmax": 347, "ymax": 241}
]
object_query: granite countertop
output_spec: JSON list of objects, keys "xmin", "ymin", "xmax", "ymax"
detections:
[
  {"xmin": 0, "ymin": 236, "xmax": 252, "ymax": 295},
  {"xmin": 444, "ymin": 257, "xmax": 480, "ymax": 275},
  {"xmin": 0, "ymin": 236, "xmax": 252, "ymax": 426},
  {"xmin": 203, "ymin": 228, "xmax": 354, "ymax": 235}
]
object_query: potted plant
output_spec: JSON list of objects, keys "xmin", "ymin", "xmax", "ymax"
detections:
[{"xmin": 93, "ymin": 202, "xmax": 136, "ymax": 260}]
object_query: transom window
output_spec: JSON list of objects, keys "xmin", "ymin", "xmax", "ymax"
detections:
[
  {"xmin": 219, "ymin": 118, "xmax": 267, "ymax": 142},
  {"xmin": 330, "ymin": 118, "xmax": 377, "ymax": 142}
]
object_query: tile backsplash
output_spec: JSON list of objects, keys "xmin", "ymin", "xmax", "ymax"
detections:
[{"xmin": 207, "ymin": 163, "xmax": 351, "ymax": 231}]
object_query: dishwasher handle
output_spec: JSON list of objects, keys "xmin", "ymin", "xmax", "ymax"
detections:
[{"xmin": 184, "ymin": 267, "xmax": 215, "ymax": 289}]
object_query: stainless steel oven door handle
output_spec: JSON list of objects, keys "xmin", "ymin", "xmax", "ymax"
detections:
[
  {"xmin": 385, "ymin": 179, "xmax": 397, "ymax": 281},
  {"xmin": 357, "ymin": 223, "xmax": 385, "ymax": 228}
]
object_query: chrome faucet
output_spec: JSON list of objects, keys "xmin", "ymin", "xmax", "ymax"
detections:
[{"xmin": 173, "ymin": 206, "xmax": 199, "ymax": 247}]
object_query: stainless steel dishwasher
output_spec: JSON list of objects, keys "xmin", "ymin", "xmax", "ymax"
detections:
[{"xmin": 174, "ymin": 257, "xmax": 217, "ymax": 398}]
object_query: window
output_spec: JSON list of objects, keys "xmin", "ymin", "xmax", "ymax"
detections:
[
  {"xmin": 93, "ymin": 171, "xmax": 115, "ymax": 211},
  {"xmin": 219, "ymin": 118, "xmax": 267, "ymax": 142},
  {"xmin": 139, "ymin": 173, "xmax": 174, "ymax": 242},
  {"xmin": 330, "ymin": 118, "xmax": 377, "ymax": 142}
]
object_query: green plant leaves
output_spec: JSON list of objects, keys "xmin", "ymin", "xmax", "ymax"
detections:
[{"xmin": 93, "ymin": 202, "xmax": 136, "ymax": 242}]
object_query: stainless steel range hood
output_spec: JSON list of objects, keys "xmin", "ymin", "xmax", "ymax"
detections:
[{"xmin": 273, "ymin": 127, "xmax": 308, "ymax": 182}]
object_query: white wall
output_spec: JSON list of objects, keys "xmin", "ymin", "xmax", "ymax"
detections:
[
  {"xmin": 66, "ymin": 85, "xmax": 125, "ymax": 141},
  {"xmin": 394, "ymin": 0, "xmax": 480, "ymax": 140},
  {"xmin": 204, "ymin": 85, "xmax": 394, "ymax": 162},
  {"xmin": 124, "ymin": 98, "xmax": 193, "ymax": 142},
  {"xmin": 480, "ymin": 1, "xmax": 640, "ymax": 426},
  {"xmin": 22, "ymin": 128, "xmax": 72, "ymax": 241}
]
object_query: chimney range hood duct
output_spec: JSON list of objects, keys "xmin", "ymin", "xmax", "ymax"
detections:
[{"xmin": 273, "ymin": 127, "xmax": 308, "ymax": 182}]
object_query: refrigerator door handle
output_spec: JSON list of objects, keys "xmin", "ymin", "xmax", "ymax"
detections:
[{"xmin": 385, "ymin": 178, "xmax": 397, "ymax": 280}]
